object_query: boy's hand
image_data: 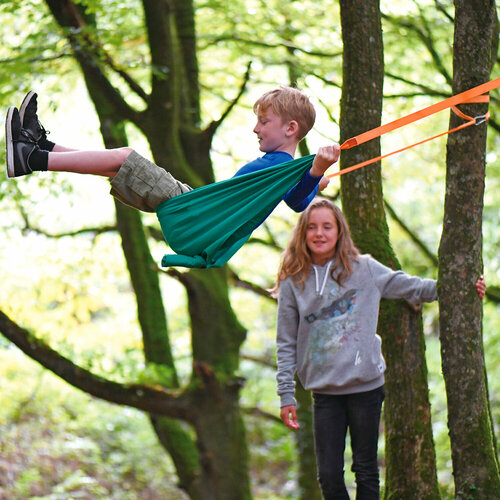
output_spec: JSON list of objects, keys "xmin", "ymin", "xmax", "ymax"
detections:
[
  {"xmin": 475, "ymin": 275, "xmax": 486, "ymax": 300},
  {"xmin": 280, "ymin": 405, "xmax": 300, "ymax": 430},
  {"xmin": 310, "ymin": 143, "xmax": 341, "ymax": 177}
]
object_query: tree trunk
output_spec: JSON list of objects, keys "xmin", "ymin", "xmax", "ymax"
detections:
[
  {"xmin": 438, "ymin": 1, "xmax": 500, "ymax": 497},
  {"xmin": 295, "ymin": 378, "xmax": 322, "ymax": 500},
  {"xmin": 42, "ymin": 1, "xmax": 254, "ymax": 498},
  {"xmin": 93, "ymin": 89, "xmax": 206, "ymax": 500},
  {"xmin": 338, "ymin": 1, "xmax": 440, "ymax": 498},
  {"xmin": 184, "ymin": 268, "xmax": 251, "ymax": 500}
]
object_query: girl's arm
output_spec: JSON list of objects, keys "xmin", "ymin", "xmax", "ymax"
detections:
[
  {"xmin": 369, "ymin": 258, "xmax": 486, "ymax": 303},
  {"xmin": 276, "ymin": 280, "xmax": 300, "ymax": 410},
  {"xmin": 368, "ymin": 257, "xmax": 437, "ymax": 304}
]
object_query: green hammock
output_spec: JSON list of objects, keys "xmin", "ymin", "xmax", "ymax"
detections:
[{"xmin": 156, "ymin": 154, "xmax": 315, "ymax": 268}]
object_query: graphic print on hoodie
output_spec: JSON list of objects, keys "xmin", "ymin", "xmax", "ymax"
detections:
[{"xmin": 305, "ymin": 282, "xmax": 359, "ymax": 374}]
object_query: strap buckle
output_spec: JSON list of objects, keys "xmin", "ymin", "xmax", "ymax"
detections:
[{"xmin": 474, "ymin": 113, "xmax": 489, "ymax": 125}]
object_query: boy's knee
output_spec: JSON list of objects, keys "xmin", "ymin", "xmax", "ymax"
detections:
[{"xmin": 117, "ymin": 146, "xmax": 134, "ymax": 163}]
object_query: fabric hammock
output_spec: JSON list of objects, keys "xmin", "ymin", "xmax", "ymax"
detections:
[
  {"xmin": 157, "ymin": 77, "xmax": 499, "ymax": 269},
  {"xmin": 156, "ymin": 155, "xmax": 315, "ymax": 269}
]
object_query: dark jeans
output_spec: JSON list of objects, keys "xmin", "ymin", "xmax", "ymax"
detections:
[{"xmin": 312, "ymin": 386, "xmax": 385, "ymax": 500}]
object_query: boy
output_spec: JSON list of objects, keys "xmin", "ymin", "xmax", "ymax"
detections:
[{"xmin": 5, "ymin": 87, "xmax": 340, "ymax": 215}]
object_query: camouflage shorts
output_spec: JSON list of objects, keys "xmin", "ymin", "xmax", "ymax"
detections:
[{"xmin": 110, "ymin": 150, "xmax": 192, "ymax": 212}]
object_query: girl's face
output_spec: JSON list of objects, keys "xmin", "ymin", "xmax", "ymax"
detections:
[{"xmin": 305, "ymin": 207, "xmax": 339, "ymax": 265}]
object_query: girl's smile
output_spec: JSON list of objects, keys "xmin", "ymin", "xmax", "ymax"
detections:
[{"xmin": 306, "ymin": 207, "xmax": 339, "ymax": 265}]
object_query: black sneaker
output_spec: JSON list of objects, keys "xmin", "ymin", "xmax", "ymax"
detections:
[
  {"xmin": 19, "ymin": 91, "xmax": 49, "ymax": 145},
  {"xmin": 5, "ymin": 106, "xmax": 39, "ymax": 178}
]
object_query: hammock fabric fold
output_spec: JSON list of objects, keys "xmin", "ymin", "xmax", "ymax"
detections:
[{"xmin": 156, "ymin": 155, "xmax": 315, "ymax": 269}]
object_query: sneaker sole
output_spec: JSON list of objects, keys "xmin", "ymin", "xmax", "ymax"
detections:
[
  {"xmin": 5, "ymin": 106, "xmax": 15, "ymax": 178},
  {"xmin": 19, "ymin": 90, "xmax": 36, "ymax": 125}
]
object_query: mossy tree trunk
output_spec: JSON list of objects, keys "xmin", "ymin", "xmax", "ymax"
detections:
[
  {"xmin": 338, "ymin": 1, "xmax": 440, "ymax": 498},
  {"xmin": 182, "ymin": 268, "xmax": 250, "ymax": 499},
  {"xmin": 40, "ymin": 1, "xmax": 252, "ymax": 498},
  {"xmin": 438, "ymin": 1, "xmax": 500, "ymax": 497},
  {"xmin": 294, "ymin": 378, "xmax": 322, "ymax": 500}
]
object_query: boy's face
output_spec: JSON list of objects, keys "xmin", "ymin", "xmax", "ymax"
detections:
[{"xmin": 253, "ymin": 107, "xmax": 295, "ymax": 153}]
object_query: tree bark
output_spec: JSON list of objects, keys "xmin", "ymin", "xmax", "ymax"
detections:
[
  {"xmin": 37, "ymin": 1, "xmax": 254, "ymax": 498},
  {"xmin": 99, "ymin": 111, "xmax": 204, "ymax": 498},
  {"xmin": 338, "ymin": 1, "xmax": 440, "ymax": 498},
  {"xmin": 184, "ymin": 268, "xmax": 251, "ymax": 499},
  {"xmin": 438, "ymin": 1, "xmax": 500, "ymax": 497},
  {"xmin": 295, "ymin": 378, "xmax": 322, "ymax": 500}
]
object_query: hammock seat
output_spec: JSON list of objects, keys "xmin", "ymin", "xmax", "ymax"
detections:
[
  {"xmin": 155, "ymin": 79, "xmax": 500, "ymax": 269},
  {"xmin": 156, "ymin": 154, "xmax": 315, "ymax": 269}
]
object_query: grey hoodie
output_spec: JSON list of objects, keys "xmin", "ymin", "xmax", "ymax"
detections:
[{"xmin": 276, "ymin": 254, "xmax": 437, "ymax": 407}]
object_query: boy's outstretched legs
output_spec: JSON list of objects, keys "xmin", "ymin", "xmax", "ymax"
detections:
[
  {"xmin": 6, "ymin": 91, "xmax": 192, "ymax": 213},
  {"xmin": 5, "ymin": 96, "xmax": 132, "ymax": 178},
  {"xmin": 47, "ymin": 149, "xmax": 132, "ymax": 177}
]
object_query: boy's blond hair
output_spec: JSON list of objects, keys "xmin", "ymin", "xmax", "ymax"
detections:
[{"xmin": 253, "ymin": 86, "xmax": 316, "ymax": 141}]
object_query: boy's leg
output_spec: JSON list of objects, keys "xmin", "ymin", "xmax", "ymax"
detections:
[
  {"xmin": 47, "ymin": 148, "xmax": 133, "ymax": 177},
  {"xmin": 110, "ymin": 150, "xmax": 192, "ymax": 212},
  {"xmin": 5, "ymin": 106, "xmax": 132, "ymax": 178},
  {"xmin": 7, "ymin": 92, "xmax": 192, "ymax": 212}
]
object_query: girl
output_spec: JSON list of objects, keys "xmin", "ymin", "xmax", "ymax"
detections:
[{"xmin": 274, "ymin": 197, "xmax": 485, "ymax": 499}]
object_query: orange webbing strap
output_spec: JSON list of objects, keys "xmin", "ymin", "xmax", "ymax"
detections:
[{"xmin": 327, "ymin": 78, "xmax": 499, "ymax": 179}]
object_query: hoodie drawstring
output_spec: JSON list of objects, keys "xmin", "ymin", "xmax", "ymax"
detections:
[{"xmin": 313, "ymin": 261, "xmax": 332, "ymax": 296}]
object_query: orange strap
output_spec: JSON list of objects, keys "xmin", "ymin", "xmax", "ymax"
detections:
[{"xmin": 327, "ymin": 78, "xmax": 499, "ymax": 179}]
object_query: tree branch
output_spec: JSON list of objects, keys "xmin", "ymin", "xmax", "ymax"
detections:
[
  {"xmin": 228, "ymin": 270, "xmax": 276, "ymax": 301},
  {"xmin": 245, "ymin": 236, "xmax": 282, "ymax": 251},
  {"xmin": 240, "ymin": 353, "xmax": 276, "ymax": 369},
  {"xmin": 206, "ymin": 61, "xmax": 252, "ymax": 139},
  {"xmin": 382, "ymin": 10, "xmax": 452, "ymax": 86},
  {"xmin": 19, "ymin": 209, "xmax": 117, "ymax": 239},
  {"xmin": 201, "ymin": 34, "xmax": 343, "ymax": 59},
  {"xmin": 241, "ymin": 406, "xmax": 281, "ymax": 424},
  {"xmin": 384, "ymin": 199, "xmax": 439, "ymax": 267},
  {"xmin": 434, "ymin": 0, "xmax": 454, "ymax": 23},
  {"xmin": 45, "ymin": 0, "xmax": 144, "ymax": 122},
  {"xmin": 384, "ymin": 72, "xmax": 449, "ymax": 98},
  {"xmin": 0, "ymin": 310, "xmax": 194, "ymax": 422}
]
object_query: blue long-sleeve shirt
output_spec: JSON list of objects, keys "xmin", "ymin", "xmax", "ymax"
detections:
[{"xmin": 233, "ymin": 151, "xmax": 320, "ymax": 212}]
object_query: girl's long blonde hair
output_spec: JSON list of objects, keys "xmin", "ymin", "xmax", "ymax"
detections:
[{"xmin": 272, "ymin": 198, "xmax": 360, "ymax": 295}]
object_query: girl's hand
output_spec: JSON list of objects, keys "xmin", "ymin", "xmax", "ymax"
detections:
[
  {"xmin": 318, "ymin": 176, "xmax": 330, "ymax": 192},
  {"xmin": 475, "ymin": 275, "xmax": 486, "ymax": 300},
  {"xmin": 280, "ymin": 405, "xmax": 300, "ymax": 430}
]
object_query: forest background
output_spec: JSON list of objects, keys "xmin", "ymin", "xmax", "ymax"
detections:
[{"xmin": 0, "ymin": 0, "xmax": 499, "ymax": 499}]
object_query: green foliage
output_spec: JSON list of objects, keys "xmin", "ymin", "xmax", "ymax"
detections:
[
  {"xmin": 0, "ymin": 356, "xmax": 188, "ymax": 499},
  {"xmin": 0, "ymin": 1, "xmax": 75, "ymax": 99},
  {"xmin": 134, "ymin": 361, "xmax": 178, "ymax": 387}
]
